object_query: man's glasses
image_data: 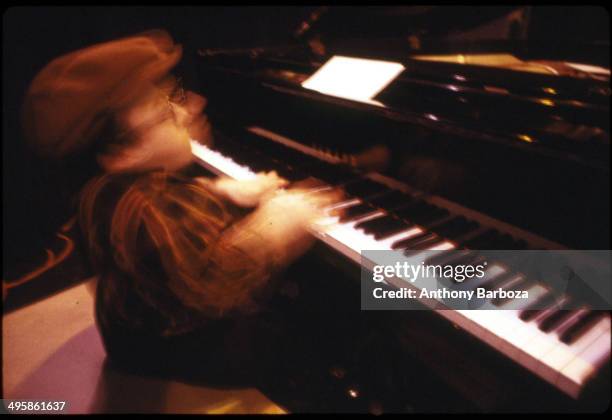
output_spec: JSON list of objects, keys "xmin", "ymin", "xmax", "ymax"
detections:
[
  {"xmin": 167, "ymin": 78, "xmax": 186, "ymax": 109},
  {"xmin": 115, "ymin": 78, "xmax": 187, "ymax": 142}
]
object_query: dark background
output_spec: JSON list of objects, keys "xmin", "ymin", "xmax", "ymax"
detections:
[{"xmin": 3, "ymin": 6, "xmax": 609, "ymax": 278}]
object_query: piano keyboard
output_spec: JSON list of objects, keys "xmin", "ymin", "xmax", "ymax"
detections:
[{"xmin": 190, "ymin": 127, "xmax": 610, "ymax": 399}]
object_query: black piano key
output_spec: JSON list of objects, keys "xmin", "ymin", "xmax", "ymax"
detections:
[
  {"xmin": 256, "ymin": 159, "xmax": 299, "ymax": 178},
  {"xmin": 519, "ymin": 293, "xmax": 557, "ymax": 321},
  {"xmin": 448, "ymin": 255, "xmax": 488, "ymax": 277},
  {"xmin": 429, "ymin": 216, "xmax": 480, "ymax": 241},
  {"xmin": 461, "ymin": 229, "xmax": 493, "ymax": 249},
  {"xmin": 218, "ymin": 141, "xmax": 274, "ymax": 172},
  {"xmin": 241, "ymin": 130, "xmax": 290, "ymax": 153},
  {"xmin": 373, "ymin": 221, "xmax": 414, "ymax": 240},
  {"xmin": 376, "ymin": 226, "xmax": 413, "ymax": 240},
  {"xmin": 245, "ymin": 135, "xmax": 304, "ymax": 162},
  {"xmin": 343, "ymin": 179, "xmax": 392, "ymax": 200},
  {"xmin": 302, "ymin": 161, "xmax": 356, "ymax": 184},
  {"xmin": 446, "ymin": 229, "xmax": 484, "ymax": 247},
  {"xmin": 354, "ymin": 214, "xmax": 390, "ymax": 231},
  {"xmin": 421, "ymin": 250, "xmax": 490, "ymax": 284},
  {"xmin": 391, "ymin": 232, "xmax": 428, "ymax": 250},
  {"xmin": 230, "ymin": 152, "xmax": 267, "ymax": 171},
  {"xmin": 295, "ymin": 159, "xmax": 325, "ymax": 173},
  {"xmin": 390, "ymin": 232, "xmax": 439, "ymax": 252},
  {"xmin": 275, "ymin": 166, "xmax": 306, "ymax": 182},
  {"xmin": 338, "ymin": 204, "xmax": 377, "ymax": 222},
  {"xmin": 402, "ymin": 236, "xmax": 444, "ymax": 256},
  {"xmin": 491, "ymin": 277, "xmax": 532, "ymax": 306},
  {"xmin": 560, "ymin": 311, "xmax": 607, "ymax": 344},
  {"xmin": 392, "ymin": 200, "xmax": 428, "ymax": 219},
  {"xmin": 554, "ymin": 308, "xmax": 588, "ymax": 338},
  {"xmin": 464, "ymin": 229, "xmax": 528, "ymax": 250},
  {"xmin": 212, "ymin": 140, "xmax": 248, "ymax": 161},
  {"xmin": 248, "ymin": 156, "xmax": 277, "ymax": 172},
  {"xmin": 480, "ymin": 271, "xmax": 521, "ymax": 291},
  {"xmin": 425, "ymin": 249, "xmax": 479, "ymax": 267},
  {"xmin": 423, "ymin": 249, "xmax": 459, "ymax": 266},
  {"xmin": 355, "ymin": 216, "xmax": 413, "ymax": 240},
  {"xmin": 414, "ymin": 210, "xmax": 451, "ymax": 227},
  {"xmin": 427, "ymin": 250, "xmax": 469, "ymax": 282},
  {"xmin": 538, "ymin": 307, "xmax": 577, "ymax": 333},
  {"xmin": 454, "ymin": 255, "xmax": 489, "ymax": 284},
  {"xmin": 394, "ymin": 200, "xmax": 450, "ymax": 227},
  {"xmin": 284, "ymin": 153, "xmax": 322, "ymax": 169},
  {"xmin": 369, "ymin": 190, "xmax": 415, "ymax": 211}
]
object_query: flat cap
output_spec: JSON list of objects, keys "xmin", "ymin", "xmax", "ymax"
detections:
[{"xmin": 22, "ymin": 30, "xmax": 182, "ymax": 159}]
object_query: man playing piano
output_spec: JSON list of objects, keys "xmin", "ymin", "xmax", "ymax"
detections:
[{"xmin": 21, "ymin": 30, "xmax": 344, "ymax": 384}]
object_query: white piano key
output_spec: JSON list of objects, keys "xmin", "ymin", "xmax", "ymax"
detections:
[
  {"xmin": 554, "ymin": 307, "xmax": 591, "ymax": 335},
  {"xmin": 325, "ymin": 198, "xmax": 361, "ymax": 212},
  {"xmin": 320, "ymin": 211, "xmax": 389, "ymax": 253},
  {"xmin": 488, "ymin": 286, "xmax": 550, "ymax": 360},
  {"xmin": 190, "ymin": 140, "xmax": 257, "ymax": 180},
  {"xmin": 316, "ymin": 214, "xmax": 423, "ymax": 267},
  {"xmin": 458, "ymin": 310, "xmax": 555, "ymax": 380},
  {"xmin": 375, "ymin": 228, "xmax": 424, "ymax": 250},
  {"xmin": 457, "ymin": 300, "xmax": 550, "ymax": 367},
  {"xmin": 515, "ymin": 308, "xmax": 571, "ymax": 374},
  {"xmin": 557, "ymin": 328, "xmax": 611, "ymax": 398},
  {"xmin": 454, "ymin": 310, "xmax": 508, "ymax": 349},
  {"xmin": 427, "ymin": 241, "xmax": 455, "ymax": 251},
  {"xmin": 453, "ymin": 263, "xmax": 507, "ymax": 294},
  {"xmin": 556, "ymin": 317, "xmax": 611, "ymax": 397},
  {"xmin": 538, "ymin": 316, "xmax": 610, "ymax": 388},
  {"xmin": 493, "ymin": 311, "xmax": 541, "ymax": 360},
  {"xmin": 500, "ymin": 284, "xmax": 549, "ymax": 311}
]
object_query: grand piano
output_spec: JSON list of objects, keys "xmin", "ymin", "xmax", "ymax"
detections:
[{"xmin": 184, "ymin": 6, "xmax": 610, "ymax": 412}]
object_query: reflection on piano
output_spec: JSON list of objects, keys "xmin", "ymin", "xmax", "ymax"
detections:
[{"xmin": 187, "ymin": 6, "xmax": 609, "ymax": 412}]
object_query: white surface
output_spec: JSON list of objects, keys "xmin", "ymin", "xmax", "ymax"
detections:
[
  {"xmin": 2, "ymin": 279, "xmax": 285, "ymax": 414},
  {"xmin": 301, "ymin": 55, "xmax": 404, "ymax": 106}
]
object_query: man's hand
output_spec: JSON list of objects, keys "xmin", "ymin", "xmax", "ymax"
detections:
[
  {"xmin": 225, "ymin": 186, "xmax": 344, "ymax": 266},
  {"xmin": 198, "ymin": 171, "xmax": 288, "ymax": 207},
  {"xmin": 256, "ymin": 187, "xmax": 344, "ymax": 259},
  {"xmin": 257, "ymin": 187, "xmax": 343, "ymax": 227}
]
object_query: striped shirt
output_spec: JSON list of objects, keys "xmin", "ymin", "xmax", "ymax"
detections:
[{"xmin": 78, "ymin": 171, "xmax": 274, "ymax": 338}]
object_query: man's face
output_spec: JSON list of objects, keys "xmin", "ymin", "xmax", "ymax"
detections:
[{"xmin": 98, "ymin": 80, "xmax": 211, "ymax": 173}]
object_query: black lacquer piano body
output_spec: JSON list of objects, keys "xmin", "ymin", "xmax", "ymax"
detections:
[{"xmin": 187, "ymin": 7, "xmax": 610, "ymax": 412}]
